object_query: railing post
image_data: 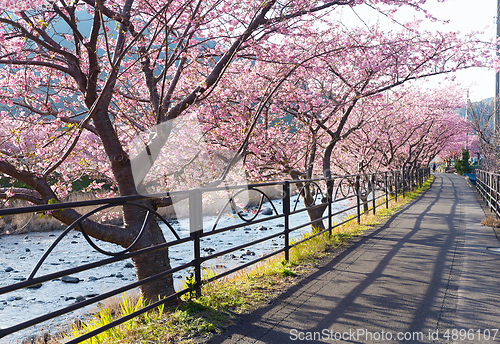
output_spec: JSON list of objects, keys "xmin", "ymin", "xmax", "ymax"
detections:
[
  {"xmin": 189, "ymin": 188, "xmax": 203, "ymax": 297},
  {"xmin": 327, "ymin": 178, "xmax": 333, "ymax": 237},
  {"xmin": 372, "ymin": 173, "xmax": 376, "ymax": 215},
  {"xmin": 485, "ymin": 172, "xmax": 488, "ymax": 202},
  {"xmin": 410, "ymin": 169, "xmax": 412, "ymax": 191},
  {"xmin": 356, "ymin": 175, "xmax": 361, "ymax": 224},
  {"xmin": 477, "ymin": 171, "xmax": 480, "ymax": 193},
  {"xmin": 283, "ymin": 181, "xmax": 290, "ymax": 261},
  {"xmin": 402, "ymin": 168, "xmax": 406, "ymax": 198},
  {"xmin": 479, "ymin": 171, "xmax": 482, "ymax": 197},
  {"xmin": 484, "ymin": 173, "xmax": 488, "ymax": 210},
  {"xmin": 493, "ymin": 175, "xmax": 496, "ymax": 214},
  {"xmin": 495, "ymin": 176, "xmax": 500, "ymax": 215},
  {"xmin": 478, "ymin": 171, "xmax": 481, "ymax": 197},
  {"xmin": 414, "ymin": 169, "xmax": 417, "ymax": 189},
  {"xmin": 495, "ymin": 174, "xmax": 497, "ymax": 216},
  {"xmin": 490, "ymin": 174, "xmax": 494, "ymax": 213},
  {"xmin": 490, "ymin": 173, "xmax": 493, "ymax": 213},
  {"xmin": 385, "ymin": 172, "xmax": 389, "ymax": 209},
  {"xmin": 395, "ymin": 171, "xmax": 398, "ymax": 203},
  {"xmin": 409, "ymin": 169, "xmax": 412, "ymax": 192},
  {"xmin": 490, "ymin": 174, "xmax": 493, "ymax": 213}
]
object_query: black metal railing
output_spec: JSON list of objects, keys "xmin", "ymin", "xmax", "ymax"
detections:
[
  {"xmin": 476, "ymin": 170, "xmax": 500, "ymax": 218},
  {"xmin": 0, "ymin": 167, "xmax": 430, "ymax": 343}
]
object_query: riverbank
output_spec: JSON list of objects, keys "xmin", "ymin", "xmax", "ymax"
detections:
[{"xmin": 55, "ymin": 176, "xmax": 435, "ymax": 344}]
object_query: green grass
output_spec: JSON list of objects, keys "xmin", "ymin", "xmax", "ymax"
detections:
[
  {"xmin": 62, "ymin": 294, "xmax": 166, "ymax": 344},
  {"xmin": 59, "ymin": 175, "xmax": 434, "ymax": 344}
]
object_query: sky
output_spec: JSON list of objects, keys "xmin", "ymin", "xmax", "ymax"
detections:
[
  {"xmin": 337, "ymin": 0, "xmax": 498, "ymax": 102},
  {"xmin": 419, "ymin": 0, "xmax": 497, "ymax": 102}
]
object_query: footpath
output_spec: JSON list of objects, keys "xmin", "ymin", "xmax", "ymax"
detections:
[{"xmin": 206, "ymin": 173, "xmax": 500, "ymax": 343}]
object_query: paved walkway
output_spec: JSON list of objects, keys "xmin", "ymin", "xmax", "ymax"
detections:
[{"xmin": 206, "ymin": 173, "xmax": 500, "ymax": 343}]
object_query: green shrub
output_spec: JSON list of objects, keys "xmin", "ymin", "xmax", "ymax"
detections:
[{"xmin": 455, "ymin": 148, "xmax": 471, "ymax": 175}]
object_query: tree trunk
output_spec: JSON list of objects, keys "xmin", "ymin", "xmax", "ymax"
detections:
[
  {"xmin": 359, "ymin": 193, "xmax": 369, "ymax": 213},
  {"xmin": 130, "ymin": 220, "xmax": 175, "ymax": 303},
  {"xmin": 306, "ymin": 203, "xmax": 328, "ymax": 232},
  {"xmin": 122, "ymin": 199, "xmax": 176, "ymax": 303},
  {"xmin": 295, "ymin": 180, "xmax": 329, "ymax": 232},
  {"xmin": 87, "ymin": 100, "xmax": 177, "ymax": 302},
  {"xmin": 388, "ymin": 184, "xmax": 395, "ymax": 197}
]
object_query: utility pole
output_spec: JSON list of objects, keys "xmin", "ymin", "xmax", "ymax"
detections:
[
  {"xmin": 496, "ymin": 0, "xmax": 500, "ymax": 131},
  {"xmin": 466, "ymin": 90, "xmax": 469, "ymax": 150}
]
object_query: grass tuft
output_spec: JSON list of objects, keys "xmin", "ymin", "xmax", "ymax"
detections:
[{"xmin": 481, "ymin": 215, "xmax": 500, "ymax": 228}]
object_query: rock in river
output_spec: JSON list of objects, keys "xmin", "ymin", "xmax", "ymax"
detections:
[
  {"xmin": 261, "ymin": 208, "xmax": 273, "ymax": 215},
  {"xmin": 61, "ymin": 276, "xmax": 80, "ymax": 284}
]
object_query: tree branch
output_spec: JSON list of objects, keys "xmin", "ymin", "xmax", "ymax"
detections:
[{"xmin": 0, "ymin": 188, "xmax": 43, "ymax": 204}]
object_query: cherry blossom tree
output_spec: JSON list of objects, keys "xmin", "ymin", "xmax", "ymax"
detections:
[
  {"xmin": 199, "ymin": 24, "xmax": 490, "ymax": 228},
  {"xmin": 1, "ymin": 0, "xmax": 468, "ymax": 300},
  {"xmin": 333, "ymin": 85, "xmax": 471, "ymax": 173}
]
